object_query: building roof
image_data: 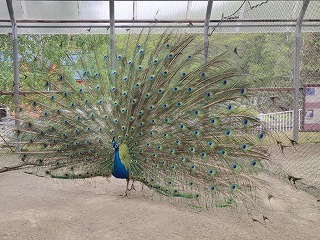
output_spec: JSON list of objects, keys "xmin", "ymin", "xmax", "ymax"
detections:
[{"xmin": 0, "ymin": 1, "xmax": 319, "ymax": 34}]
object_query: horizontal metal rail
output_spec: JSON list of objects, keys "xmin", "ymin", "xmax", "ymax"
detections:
[
  {"xmin": 0, "ymin": 91, "xmax": 61, "ymax": 95},
  {"xmin": 0, "ymin": 19, "xmax": 318, "ymax": 24},
  {"xmin": 0, "ymin": 87, "xmax": 304, "ymax": 96}
]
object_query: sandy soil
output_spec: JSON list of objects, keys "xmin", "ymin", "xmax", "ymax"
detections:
[
  {"xmin": 268, "ymin": 143, "xmax": 320, "ymax": 197},
  {"xmin": 0, "ymin": 170, "xmax": 319, "ymax": 240}
]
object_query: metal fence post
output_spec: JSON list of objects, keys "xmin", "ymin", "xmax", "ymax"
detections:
[
  {"xmin": 6, "ymin": 0, "xmax": 21, "ymax": 152},
  {"xmin": 293, "ymin": 0, "xmax": 310, "ymax": 143},
  {"xmin": 204, "ymin": 0, "xmax": 213, "ymax": 62},
  {"xmin": 109, "ymin": 0, "xmax": 116, "ymax": 73}
]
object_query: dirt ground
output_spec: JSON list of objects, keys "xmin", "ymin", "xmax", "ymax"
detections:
[
  {"xmin": 0, "ymin": 170, "xmax": 319, "ymax": 240},
  {"xmin": 267, "ymin": 143, "xmax": 320, "ymax": 197}
]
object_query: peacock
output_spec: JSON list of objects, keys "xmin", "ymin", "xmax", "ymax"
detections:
[{"xmin": 0, "ymin": 31, "xmax": 270, "ymax": 209}]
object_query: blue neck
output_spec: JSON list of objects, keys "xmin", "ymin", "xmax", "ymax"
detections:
[{"xmin": 112, "ymin": 148, "xmax": 129, "ymax": 179}]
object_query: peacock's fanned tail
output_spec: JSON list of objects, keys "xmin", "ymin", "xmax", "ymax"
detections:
[{"xmin": 4, "ymin": 31, "xmax": 269, "ymax": 208}]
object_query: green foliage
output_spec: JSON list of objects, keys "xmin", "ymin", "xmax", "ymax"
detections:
[
  {"xmin": 0, "ymin": 32, "xmax": 319, "ymax": 112},
  {"xmin": 210, "ymin": 33, "xmax": 295, "ymax": 88},
  {"xmin": 301, "ymin": 32, "xmax": 320, "ymax": 84}
]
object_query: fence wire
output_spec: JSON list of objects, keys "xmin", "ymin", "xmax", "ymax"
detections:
[
  {"xmin": 0, "ymin": 1, "xmax": 319, "ymax": 197},
  {"xmin": 208, "ymin": 1, "xmax": 320, "ymax": 197}
]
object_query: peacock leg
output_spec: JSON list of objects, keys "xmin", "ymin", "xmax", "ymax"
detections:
[
  {"xmin": 129, "ymin": 179, "xmax": 136, "ymax": 191},
  {"xmin": 123, "ymin": 178, "xmax": 130, "ymax": 196}
]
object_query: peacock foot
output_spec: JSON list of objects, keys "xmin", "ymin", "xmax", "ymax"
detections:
[
  {"xmin": 122, "ymin": 179, "xmax": 136, "ymax": 197},
  {"xmin": 122, "ymin": 190, "xmax": 129, "ymax": 197}
]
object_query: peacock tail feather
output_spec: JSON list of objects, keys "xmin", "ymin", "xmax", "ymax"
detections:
[{"xmin": 2, "ymin": 31, "xmax": 271, "ymax": 208}]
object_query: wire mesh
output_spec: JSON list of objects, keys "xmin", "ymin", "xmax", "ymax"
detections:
[
  {"xmin": 0, "ymin": 1, "xmax": 319, "ymax": 198},
  {"xmin": 0, "ymin": 33, "xmax": 14, "ymax": 110},
  {"xmin": 208, "ymin": 1, "xmax": 320, "ymax": 197}
]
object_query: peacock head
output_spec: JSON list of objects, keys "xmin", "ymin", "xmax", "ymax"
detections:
[{"xmin": 112, "ymin": 137, "xmax": 119, "ymax": 149}]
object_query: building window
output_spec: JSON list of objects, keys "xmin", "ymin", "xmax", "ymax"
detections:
[
  {"xmin": 306, "ymin": 110, "xmax": 314, "ymax": 118},
  {"xmin": 306, "ymin": 88, "xmax": 315, "ymax": 96}
]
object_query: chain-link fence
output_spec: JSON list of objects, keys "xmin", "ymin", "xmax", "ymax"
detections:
[
  {"xmin": 0, "ymin": 31, "xmax": 15, "ymax": 163},
  {"xmin": 0, "ymin": 1, "xmax": 319, "ymax": 197},
  {"xmin": 208, "ymin": 1, "xmax": 320, "ymax": 197}
]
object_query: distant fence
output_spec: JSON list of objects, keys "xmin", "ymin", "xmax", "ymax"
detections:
[{"xmin": 259, "ymin": 109, "xmax": 302, "ymax": 132}]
